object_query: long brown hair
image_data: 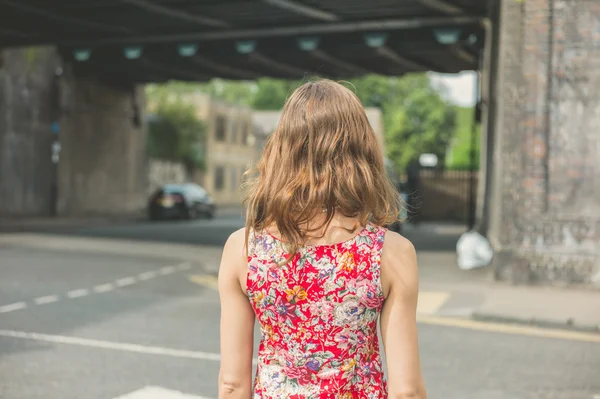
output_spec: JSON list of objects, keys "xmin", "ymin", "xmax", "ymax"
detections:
[{"xmin": 244, "ymin": 79, "xmax": 400, "ymax": 256}]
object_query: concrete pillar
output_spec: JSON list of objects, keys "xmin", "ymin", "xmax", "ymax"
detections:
[
  {"xmin": 0, "ymin": 47, "xmax": 61, "ymax": 216},
  {"xmin": 489, "ymin": 0, "xmax": 600, "ymax": 285},
  {"xmin": 57, "ymin": 76, "xmax": 148, "ymax": 216},
  {"xmin": 0, "ymin": 47, "xmax": 148, "ymax": 218}
]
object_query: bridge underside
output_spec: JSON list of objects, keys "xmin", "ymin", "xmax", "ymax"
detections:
[{"xmin": 1, "ymin": 0, "xmax": 488, "ymax": 82}]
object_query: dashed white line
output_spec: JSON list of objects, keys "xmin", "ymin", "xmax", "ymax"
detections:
[
  {"xmin": 116, "ymin": 277, "xmax": 137, "ymax": 287},
  {"xmin": 34, "ymin": 295, "xmax": 59, "ymax": 305},
  {"xmin": 67, "ymin": 289, "xmax": 90, "ymax": 299},
  {"xmin": 159, "ymin": 265, "xmax": 176, "ymax": 275},
  {"xmin": 0, "ymin": 302, "xmax": 27, "ymax": 313},
  {"xmin": 177, "ymin": 262, "xmax": 192, "ymax": 271},
  {"xmin": 138, "ymin": 271, "xmax": 157, "ymax": 281},
  {"xmin": 93, "ymin": 283, "xmax": 114, "ymax": 293}
]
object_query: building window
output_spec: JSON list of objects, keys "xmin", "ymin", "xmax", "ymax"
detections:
[
  {"xmin": 215, "ymin": 116, "xmax": 226, "ymax": 142},
  {"xmin": 215, "ymin": 166, "xmax": 225, "ymax": 191}
]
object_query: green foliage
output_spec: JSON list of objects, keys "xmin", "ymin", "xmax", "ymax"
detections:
[
  {"xmin": 251, "ymin": 78, "xmax": 299, "ymax": 110},
  {"xmin": 372, "ymin": 74, "xmax": 458, "ymax": 172},
  {"xmin": 445, "ymin": 107, "xmax": 480, "ymax": 170},
  {"xmin": 147, "ymin": 94, "xmax": 206, "ymax": 170},
  {"xmin": 146, "ymin": 73, "xmax": 460, "ymax": 173}
]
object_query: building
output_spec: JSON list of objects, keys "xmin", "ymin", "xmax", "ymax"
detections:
[{"xmin": 189, "ymin": 94, "xmax": 260, "ymax": 206}]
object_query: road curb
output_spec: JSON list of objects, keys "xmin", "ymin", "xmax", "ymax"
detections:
[{"xmin": 470, "ymin": 312, "xmax": 600, "ymax": 334}]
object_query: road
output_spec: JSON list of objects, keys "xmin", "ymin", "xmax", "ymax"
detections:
[{"xmin": 0, "ymin": 216, "xmax": 599, "ymax": 399}]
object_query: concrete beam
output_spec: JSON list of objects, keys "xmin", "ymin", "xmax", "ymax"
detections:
[
  {"xmin": 1, "ymin": 0, "xmax": 131, "ymax": 33},
  {"xmin": 418, "ymin": 0, "xmax": 465, "ymax": 15},
  {"xmin": 262, "ymin": 0, "xmax": 339, "ymax": 21},
  {"xmin": 51, "ymin": 16, "xmax": 483, "ymax": 47},
  {"xmin": 248, "ymin": 53, "xmax": 309, "ymax": 78},
  {"xmin": 192, "ymin": 56, "xmax": 260, "ymax": 79},
  {"xmin": 309, "ymin": 50, "xmax": 370, "ymax": 75},
  {"xmin": 121, "ymin": 0, "xmax": 230, "ymax": 28},
  {"xmin": 375, "ymin": 46, "xmax": 433, "ymax": 71},
  {"xmin": 142, "ymin": 59, "xmax": 211, "ymax": 81}
]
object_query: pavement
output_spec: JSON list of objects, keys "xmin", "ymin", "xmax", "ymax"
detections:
[{"xmin": 0, "ymin": 216, "xmax": 599, "ymax": 398}]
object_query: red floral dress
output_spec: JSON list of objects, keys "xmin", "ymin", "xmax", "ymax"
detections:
[{"xmin": 246, "ymin": 224, "xmax": 388, "ymax": 399}]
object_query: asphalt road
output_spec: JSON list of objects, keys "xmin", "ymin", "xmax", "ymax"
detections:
[{"xmin": 1, "ymin": 216, "xmax": 599, "ymax": 399}]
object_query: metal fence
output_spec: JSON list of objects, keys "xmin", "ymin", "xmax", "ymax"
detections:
[{"xmin": 409, "ymin": 170, "xmax": 478, "ymax": 223}]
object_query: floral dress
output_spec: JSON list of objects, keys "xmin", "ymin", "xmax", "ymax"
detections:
[{"xmin": 246, "ymin": 224, "xmax": 388, "ymax": 399}]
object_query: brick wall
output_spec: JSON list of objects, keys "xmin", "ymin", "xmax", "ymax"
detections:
[{"xmin": 489, "ymin": 0, "xmax": 600, "ymax": 285}]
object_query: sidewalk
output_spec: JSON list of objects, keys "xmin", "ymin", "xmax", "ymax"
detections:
[
  {"xmin": 406, "ymin": 223, "xmax": 600, "ymax": 333},
  {"xmin": 0, "ymin": 223, "xmax": 598, "ymax": 333}
]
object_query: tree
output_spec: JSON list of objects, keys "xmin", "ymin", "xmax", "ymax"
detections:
[
  {"xmin": 445, "ymin": 106, "xmax": 480, "ymax": 170},
  {"xmin": 382, "ymin": 74, "xmax": 457, "ymax": 172},
  {"xmin": 147, "ymin": 96, "xmax": 207, "ymax": 171}
]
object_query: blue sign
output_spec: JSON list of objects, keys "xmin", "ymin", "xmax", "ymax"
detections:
[{"xmin": 51, "ymin": 122, "xmax": 60, "ymax": 134}]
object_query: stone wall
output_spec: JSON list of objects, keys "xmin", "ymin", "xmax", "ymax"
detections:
[
  {"xmin": 0, "ymin": 47, "xmax": 61, "ymax": 216},
  {"xmin": 489, "ymin": 0, "xmax": 600, "ymax": 285}
]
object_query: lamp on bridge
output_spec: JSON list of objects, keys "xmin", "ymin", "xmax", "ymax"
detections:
[
  {"xmin": 124, "ymin": 46, "xmax": 143, "ymax": 60},
  {"xmin": 433, "ymin": 28, "xmax": 461, "ymax": 45},
  {"xmin": 236, "ymin": 40, "xmax": 256, "ymax": 54},
  {"xmin": 73, "ymin": 49, "xmax": 91, "ymax": 62},
  {"xmin": 364, "ymin": 32, "xmax": 388, "ymax": 48},
  {"xmin": 178, "ymin": 44, "xmax": 198, "ymax": 57},
  {"xmin": 297, "ymin": 37, "xmax": 320, "ymax": 51}
]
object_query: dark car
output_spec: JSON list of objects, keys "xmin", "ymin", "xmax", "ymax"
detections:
[{"xmin": 148, "ymin": 183, "xmax": 215, "ymax": 221}]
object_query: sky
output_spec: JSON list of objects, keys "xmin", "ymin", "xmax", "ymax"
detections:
[{"xmin": 429, "ymin": 71, "xmax": 477, "ymax": 107}]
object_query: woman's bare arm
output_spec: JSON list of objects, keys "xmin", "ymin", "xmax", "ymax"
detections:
[
  {"xmin": 218, "ymin": 229, "xmax": 255, "ymax": 399},
  {"xmin": 380, "ymin": 231, "xmax": 427, "ymax": 399}
]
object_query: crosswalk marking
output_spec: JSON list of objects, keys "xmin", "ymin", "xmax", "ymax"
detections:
[{"xmin": 114, "ymin": 386, "xmax": 211, "ymax": 399}]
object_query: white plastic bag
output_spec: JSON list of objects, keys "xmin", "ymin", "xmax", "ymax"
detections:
[{"xmin": 456, "ymin": 231, "xmax": 493, "ymax": 270}]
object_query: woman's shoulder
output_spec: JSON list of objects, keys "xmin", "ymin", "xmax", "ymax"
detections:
[{"xmin": 380, "ymin": 230, "xmax": 418, "ymax": 296}]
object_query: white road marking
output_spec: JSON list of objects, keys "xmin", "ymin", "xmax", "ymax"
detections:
[
  {"xmin": 138, "ymin": 271, "xmax": 157, "ymax": 281},
  {"xmin": 159, "ymin": 265, "xmax": 176, "ymax": 275},
  {"xmin": 67, "ymin": 289, "xmax": 90, "ymax": 299},
  {"xmin": 114, "ymin": 386, "xmax": 212, "ymax": 399},
  {"xmin": 0, "ymin": 329, "xmax": 222, "ymax": 362},
  {"xmin": 93, "ymin": 283, "xmax": 114, "ymax": 293},
  {"xmin": 34, "ymin": 295, "xmax": 59, "ymax": 305},
  {"xmin": 177, "ymin": 262, "xmax": 192, "ymax": 271},
  {"xmin": 417, "ymin": 291, "xmax": 450, "ymax": 315},
  {"xmin": 116, "ymin": 277, "xmax": 136, "ymax": 287},
  {"xmin": 0, "ymin": 302, "xmax": 27, "ymax": 313}
]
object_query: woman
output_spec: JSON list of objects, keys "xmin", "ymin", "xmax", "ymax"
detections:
[{"xmin": 218, "ymin": 80, "xmax": 426, "ymax": 399}]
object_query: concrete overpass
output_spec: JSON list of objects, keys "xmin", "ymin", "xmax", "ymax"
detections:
[{"xmin": 0, "ymin": 0, "xmax": 598, "ymax": 286}]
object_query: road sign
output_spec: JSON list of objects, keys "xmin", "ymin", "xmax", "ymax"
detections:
[{"xmin": 114, "ymin": 386, "xmax": 211, "ymax": 399}]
